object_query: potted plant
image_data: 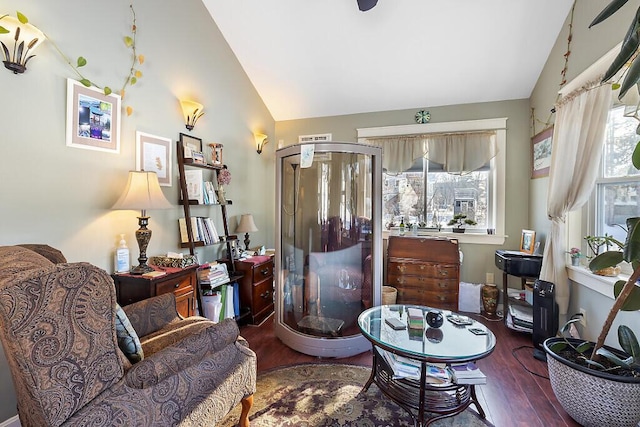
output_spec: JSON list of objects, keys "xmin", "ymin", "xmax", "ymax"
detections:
[
  {"xmin": 542, "ymin": 4, "xmax": 640, "ymax": 425},
  {"xmin": 447, "ymin": 213, "xmax": 477, "ymax": 233},
  {"xmin": 566, "ymin": 247, "xmax": 583, "ymax": 266}
]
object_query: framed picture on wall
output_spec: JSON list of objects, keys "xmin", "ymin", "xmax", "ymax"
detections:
[
  {"xmin": 65, "ymin": 78, "xmax": 121, "ymax": 153},
  {"xmin": 531, "ymin": 126, "xmax": 553, "ymax": 178},
  {"xmin": 136, "ymin": 131, "xmax": 172, "ymax": 186},
  {"xmin": 179, "ymin": 133, "xmax": 203, "ymax": 160},
  {"xmin": 520, "ymin": 229, "xmax": 536, "ymax": 255}
]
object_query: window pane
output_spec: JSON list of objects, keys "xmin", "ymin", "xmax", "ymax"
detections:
[
  {"xmin": 603, "ymin": 106, "xmax": 640, "ymax": 178},
  {"xmin": 597, "ymin": 182, "xmax": 640, "ymax": 243},
  {"xmin": 382, "ymin": 165, "xmax": 489, "ymax": 229}
]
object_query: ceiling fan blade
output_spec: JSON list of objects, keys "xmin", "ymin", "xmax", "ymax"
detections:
[{"xmin": 357, "ymin": 0, "xmax": 378, "ymax": 12}]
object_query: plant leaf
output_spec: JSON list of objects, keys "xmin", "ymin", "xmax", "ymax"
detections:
[
  {"xmin": 138, "ymin": 54, "xmax": 145, "ymax": 64},
  {"xmin": 590, "ymin": 0, "xmax": 630, "ymax": 27},
  {"xmin": 596, "ymin": 347, "xmax": 632, "ymax": 368},
  {"xmin": 77, "ymin": 56, "xmax": 87, "ymax": 67},
  {"xmin": 576, "ymin": 341, "xmax": 593, "ymax": 354},
  {"xmin": 589, "ymin": 250, "xmax": 624, "ymax": 271},
  {"xmin": 135, "ymin": 70, "xmax": 142, "ymax": 78},
  {"xmin": 0, "ymin": 26, "xmax": 9, "ymax": 34},
  {"xmin": 16, "ymin": 11, "xmax": 28, "ymax": 24},
  {"xmin": 624, "ymin": 217, "xmax": 640, "ymax": 263},
  {"xmin": 103, "ymin": 87, "xmax": 112, "ymax": 96},
  {"xmin": 613, "ymin": 280, "xmax": 640, "ymax": 310},
  {"xmin": 602, "ymin": 20, "xmax": 640, "ymax": 83},
  {"xmin": 619, "ymin": 53, "xmax": 640, "ymax": 98},
  {"xmin": 547, "ymin": 341, "xmax": 567, "ymax": 353},
  {"xmin": 619, "ymin": 325, "xmax": 640, "ymax": 359},
  {"xmin": 124, "ymin": 36, "xmax": 133, "ymax": 47},
  {"xmin": 80, "ymin": 79, "xmax": 91, "ymax": 87},
  {"xmin": 130, "ymin": 76, "xmax": 137, "ymax": 85},
  {"xmin": 126, "ymin": 106, "xmax": 133, "ymax": 116},
  {"xmin": 560, "ymin": 318, "xmax": 582, "ymax": 333},
  {"xmin": 633, "ymin": 141, "xmax": 640, "ymax": 169}
]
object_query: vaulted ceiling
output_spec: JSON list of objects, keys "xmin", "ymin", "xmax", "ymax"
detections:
[{"xmin": 203, "ymin": 1, "xmax": 574, "ymax": 121}]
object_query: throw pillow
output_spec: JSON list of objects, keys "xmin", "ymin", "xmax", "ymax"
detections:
[{"xmin": 114, "ymin": 304, "xmax": 144, "ymax": 363}]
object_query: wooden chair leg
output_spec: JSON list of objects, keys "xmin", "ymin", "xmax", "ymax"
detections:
[{"xmin": 238, "ymin": 394, "xmax": 253, "ymax": 427}]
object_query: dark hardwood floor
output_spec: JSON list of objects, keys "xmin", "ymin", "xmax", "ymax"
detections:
[{"xmin": 238, "ymin": 312, "xmax": 580, "ymax": 427}]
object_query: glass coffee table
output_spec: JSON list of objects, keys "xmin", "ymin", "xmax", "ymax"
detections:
[{"xmin": 358, "ymin": 304, "xmax": 496, "ymax": 427}]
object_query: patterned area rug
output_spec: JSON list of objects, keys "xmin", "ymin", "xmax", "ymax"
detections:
[{"xmin": 219, "ymin": 363, "xmax": 493, "ymax": 427}]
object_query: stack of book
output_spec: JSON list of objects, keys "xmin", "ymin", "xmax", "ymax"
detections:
[
  {"xmin": 178, "ymin": 217, "xmax": 220, "ymax": 245},
  {"xmin": 198, "ymin": 263, "xmax": 229, "ymax": 287},
  {"xmin": 450, "ymin": 362, "xmax": 487, "ymax": 385},
  {"xmin": 379, "ymin": 349, "xmax": 452, "ymax": 384},
  {"xmin": 407, "ymin": 307, "xmax": 424, "ymax": 330},
  {"xmin": 507, "ymin": 304, "xmax": 533, "ymax": 333}
]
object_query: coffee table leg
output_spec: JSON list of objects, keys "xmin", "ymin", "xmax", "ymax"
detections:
[
  {"xmin": 362, "ymin": 347, "xmax": 379, "ymax": 392},
  {"xmin": 469, "ymin": 385, "xmax": 486, "ymax": 419}
]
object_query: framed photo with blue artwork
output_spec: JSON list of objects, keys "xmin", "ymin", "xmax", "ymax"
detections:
[
  {"xmin": 531, "ymin": 126, "xmax": 553, "ymax": 178},
  {"xmin": 65, "ymin": 78, "xmax": 121, "ymax": 153}
]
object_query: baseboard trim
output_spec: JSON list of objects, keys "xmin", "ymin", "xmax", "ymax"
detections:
[{"xmin": 0, "ymin": 415, "xmax": 20, "ymax": 427}]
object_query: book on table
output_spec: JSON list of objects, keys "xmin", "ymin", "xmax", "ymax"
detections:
[
  {"xmin": 450, "ymin": 362, "xmax": 487, "ymax": 385},
  {"xmin": 379, "ymin": 349, "xmax": 452, "ymax": 384},
  {"xmin": 406, "ymin": 307, "xmax": 424, "ymax": 330}
]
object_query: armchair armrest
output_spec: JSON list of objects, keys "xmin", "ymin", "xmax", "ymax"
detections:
[
  {"xmin": 124, "ymin": 319, "xmax": 240, "ymax": 389},
  {"xmin": 123, "ymin": 293, "xmax": 181, "ymax": 338}
]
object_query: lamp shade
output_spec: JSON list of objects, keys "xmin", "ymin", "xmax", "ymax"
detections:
[
  {"xmin": 112, "ymin": 171, "xmax": 173, "ymax": 211},
  {"xmin": 180, "ymin": 99, "xmax": 204, "ymax": 130},
  {"xmin": 236, "ymin": 214, "xmax": 258, "ymax": 233}
]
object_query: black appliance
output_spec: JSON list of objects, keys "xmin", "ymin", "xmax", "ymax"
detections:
[
  {"xmin": 532, "ymin": 279, "xmax": 559, "ymax": 361},
  {"xmin": 494, "ymin": 250, "xmax": 543, "ymax": 277}
]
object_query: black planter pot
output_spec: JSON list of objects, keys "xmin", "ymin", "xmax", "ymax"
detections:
[
  {"xmin": 451, "ymin": 228, "xmax": 465, "ymax": 233},
  {"xmin": 543, "ymin": 337, "xmax": 640, "ymax": 427}
]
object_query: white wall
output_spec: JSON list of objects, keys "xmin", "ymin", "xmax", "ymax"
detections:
[{"xmin": 0, "ymin": 0, "xmax": 275, "ymax": 420}]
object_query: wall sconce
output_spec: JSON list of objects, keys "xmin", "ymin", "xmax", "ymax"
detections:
[
  {"xmin": 254, "ymin": 133, "xmax": 268, "ymax": 154},
  {"xmin": 0, "ymin": 15, "xmax": 45, "ymax": 74},
  {"xmin": 180, "ymin": 99, "xmax": 204, "ymax": 131}
]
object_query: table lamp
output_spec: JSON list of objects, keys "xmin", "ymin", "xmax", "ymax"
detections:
[
  {"xmin": 112, "ymin": 171, "xmax": 173, "ymax": 274},
  {"xmin": 236, "ymin": 214, "xmax": 258, "ymax": 250}
]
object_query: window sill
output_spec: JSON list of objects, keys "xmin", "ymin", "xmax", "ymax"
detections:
[
  {"xmin": 566, "ymin": 264, "xmax": 622, "ymax": 300},
  {"xmin": 382, "ymin": 230, "xmax": 506, "ymax": 245}
]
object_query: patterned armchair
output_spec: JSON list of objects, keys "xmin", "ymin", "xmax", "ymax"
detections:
[{"xmin": 0, "ymin": 245, "xmax": 256, "ymax": 427}]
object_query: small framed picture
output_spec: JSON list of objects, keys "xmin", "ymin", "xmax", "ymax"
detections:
[
  {"xmin": 66, "ymin": 78, "xmax": 121, "ymax": 153},
  {"xmin": 520, "ymin": 229, "xmax": 536, "ymax": 255},
  {"xmin": 136, "ymin": 131, "xmax": 172, "ymax": 186},
  {"xmin": 179, "ymin": 133, "xmax": 203, "ymax": 158},
  {"xmin": 531, "ymin": 126, "xmax": 553, "ymax": 179}
]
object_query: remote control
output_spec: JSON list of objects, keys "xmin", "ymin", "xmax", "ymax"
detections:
[{"xmin": 385, "ymin": 317, "xmax": 406, "ymax": 330}]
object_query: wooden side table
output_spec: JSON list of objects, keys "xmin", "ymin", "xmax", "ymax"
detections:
[
  {"xmin": 112, "ymin": 265, "xmax": 198, "ymax": 318},
  {"xmin": 234, "ymin": 255, "xmax": 274, "ymax": 325}
]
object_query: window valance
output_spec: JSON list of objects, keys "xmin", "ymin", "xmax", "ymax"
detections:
[{"xmin": 365, "ymin": 131, "xmax": 497, "ymax": 174}]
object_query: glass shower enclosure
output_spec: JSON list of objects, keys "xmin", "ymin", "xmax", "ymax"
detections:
[{"xmin": 275, "ymin": 142, "xmax": 382, "ymax": 357}]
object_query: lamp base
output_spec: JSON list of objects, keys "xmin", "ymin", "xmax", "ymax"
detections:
[
  {"xmin": 243, "ymin": 233, "xmax": 251, "ymax": 250},
  {"xmin": 130, "ymin": 216, "xmax": 153, "ymax": 275}
]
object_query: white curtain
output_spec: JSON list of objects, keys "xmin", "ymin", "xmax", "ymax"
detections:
[
  {"xmin": 427, "ymin": 132, "xmax": 497, "ymax": 173},
  {"xmin": 366, "ymin": 137, "xmax": 425, "ymax": 172},
  {"xmin": 366, "ymin": 132, "xmax": 497, "ymax": 173},
  {"xmin": 540, "ymin": 78, "xmax": 612, "ymax": 314}
]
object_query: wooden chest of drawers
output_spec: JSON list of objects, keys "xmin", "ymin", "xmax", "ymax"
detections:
[
  {"xmin": 387, "ymin": 236, "xmax": 459, "ymax": 311},
  {"xmin": 112, "ymin": 265, "xmax": 198, "ymax": 318},
  {"xmin": 235, "ymin": 256, "xmax": 274, "ymax": 325}
]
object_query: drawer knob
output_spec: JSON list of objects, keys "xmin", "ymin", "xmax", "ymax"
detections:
[
  {"xmin": 439, "ymin": 270, "xmax": 449, "ymax": 277},
  {"xmin": 438, "ymin": 295, "xmax": 446, "ymax": 301},
  {"xmin": 396, "ymin": 277, "xmax": 406, "ymax": 284},
  {"xmin": 174, "ymin": 283, "xmax": 180, "ymax": 288},
  {"xmin": 419, "ymin": 265, "xmax": 426, "ymax": 270},
  {"xmin": 396, "ymin": 265, "xmax": 407, "ymax": 273},
  {"xmin": 438, "ymin": 282, "xmax": 448, "ymax": 289},
  {"xmin": 260, "ymin": 290, "xmax": 271, "ymax": 299},
  {"xmin": 260, "ymin": 268, "xmax": 269, "ymax": 276}
]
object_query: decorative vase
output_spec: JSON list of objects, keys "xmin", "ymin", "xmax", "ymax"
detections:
[
  {"xmin": 426, "ymin": 310, "xmax": 444, "ymax": 328},
  {"xmin": 216, "ymin": 187, "xmax": 226, "ymax": 204},
  {"xmin": 571, "ymin": 257, "xmax": 580, "ymax": 266},
  {"xmin": 481, "ymin": 283, "xmax": 499, "ymax": 316}
]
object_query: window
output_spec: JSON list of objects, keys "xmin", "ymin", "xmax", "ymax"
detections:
[
  {"xmin": 383, "ymin": 158, "xmax": 491, "ymax": 229},
  {"xmin": 357, "ymin": 118, "xmax": 507, "ymax": 243},
  {"xmin": 593, "ymin": 105, "xmax": 640, "ymax": 249}
]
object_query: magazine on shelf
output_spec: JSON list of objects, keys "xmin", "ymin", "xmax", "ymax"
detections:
[
  {"xmin": 379, "ymin": 349, "xmax": 452, "ymax": 384},
  {"xmin": 450, "ymin": 362, "xmax": 487, "ymax": 385}
]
